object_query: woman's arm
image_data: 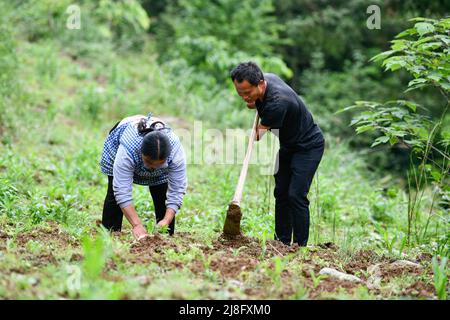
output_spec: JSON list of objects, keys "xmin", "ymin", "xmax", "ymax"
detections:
[
  {"xmin": 120, "ymin": 204, "xmax": 147, "ymax": 240},
  {"xmin": 113, "ymin": 145, "xmax": 148, "ymax": 240},
  {"xmin": 159, "ymin": 145, "xmax": 187, "ymax": 227}
]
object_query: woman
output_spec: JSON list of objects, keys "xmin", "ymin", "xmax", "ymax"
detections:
[{"xmin": 100, "ymin": 113, "xmax": 187, "ymax": 240}]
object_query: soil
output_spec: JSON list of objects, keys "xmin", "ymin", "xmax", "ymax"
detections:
[
  {"xmin": 0, "ymin": 222, "xmax": 79, "ymax": 270},
  {"xmin": 14, "ymin": 224, "xmax": 78, "ymax": 248},
  {"xmin": 222, "ymin": 203, "xmax": 242, "ymax": 236},
  {"xmin": 0, "ymin": 222, "xmax": 436, "ymax": 299},
  {"xmin": 415, "ymin": 252, "xmax": 433, "ymax": 263},
  {"xmin": 377, "ymin": 262, "xmax": 423, "ymax": 280},
  {"xmin": 344, "ymin": 250, "xmax": 390, "ymax": 277},
  {"xmin": 402, "ymin": 281, "xmax": 436, "ymax": 298}
]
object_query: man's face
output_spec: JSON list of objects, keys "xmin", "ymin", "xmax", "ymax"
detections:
[
  {"xmin": 233, "ymin": 79, "xmax": 265, "ymax": 109},
  {"xmin": 142, "ymin": 155, "xmax": 166, "ymax": 169}
]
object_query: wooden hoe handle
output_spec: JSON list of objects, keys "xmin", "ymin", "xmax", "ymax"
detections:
[{"xmin": 232, "ymin": 112, "xmax": 259, "ymax": 205}]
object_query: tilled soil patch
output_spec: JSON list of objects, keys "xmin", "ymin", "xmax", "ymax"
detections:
[
  {"xmin": 402, "ymin": 281, "xmax": 436, "ymax": 298},
  {"xmin": 378, "ymin": 262, "xmax": 423, "ymax": 280},
  {"xmin": 0, "ymin": 225, "xmax": 437, "ymax": 299},
  {"xmin": 344, "ymin": 250, "xmax": 390, "ymax": 278},
  {"xmin": 127, "ymin": 233, "xmax": 301, "ymax": 278}
]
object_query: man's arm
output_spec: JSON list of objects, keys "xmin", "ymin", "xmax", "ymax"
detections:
[{"xmin": 256, "ymin": 123, "xmax": 270, "ymax": 141}]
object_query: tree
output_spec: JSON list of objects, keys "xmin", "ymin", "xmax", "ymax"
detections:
[
  {"xmin": 340, "ymin": 17, "xmax": 449, "ymax": 244},
  {"xmin": 153, "ymin": 0, "xmax": 292, "ymax": 87}
]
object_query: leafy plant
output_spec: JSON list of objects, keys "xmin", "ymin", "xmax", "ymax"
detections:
[
  {"xmin": 81, "ymin": 234, "xmax": 109, "ymax": 280},
  {"xmin": 94, "ymin": 0, "xmax": 151, "ymax": 51},
  {"xmin": 153, "ymin": 224, "xmax": 169, "ymax": 235},
  {"xmin": 340, "ymin": 17, "xmax": 449, "ymax": 245},
  {"xmin": 431, "ymin": 256, "xmax": 448, "ymax": 300}
]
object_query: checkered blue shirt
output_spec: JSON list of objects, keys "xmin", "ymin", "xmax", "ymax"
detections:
[{"xmin": 100, "ymin": 117, "xmax": 182, "ymax": 186}]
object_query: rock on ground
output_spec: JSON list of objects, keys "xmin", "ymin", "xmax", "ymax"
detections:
[{"xmin": 319, "ymin": 267, "xmax": 363, "ymax": 283}]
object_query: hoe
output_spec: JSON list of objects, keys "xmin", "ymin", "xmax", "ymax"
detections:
[{"xmin": 223, "ymin": 112, "xmax": 259, "ymax": 236}]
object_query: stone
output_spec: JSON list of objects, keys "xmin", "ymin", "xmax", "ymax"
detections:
[
  {"xmin": 391, "ymin": 260, "xmax": 422, "ymax": 268},
  {"xmin": 319, "ymin": 267, "xmax": 363, "ymax": 283},
  {"xmin": 367, "ymin": 263, "xmax": 382, "ymax": 290}
]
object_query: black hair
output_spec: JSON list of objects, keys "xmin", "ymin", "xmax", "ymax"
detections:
[
  {"xmin": 141, "ymin": 131, "xmax": 171, "ymax": 161},
  {"xmin": 137, "ymin": 118, "xmax": 165, "ymax": 135},
  {"xmin": 230, "ymin": 61, "xmax": 264, "ymax": 86}
]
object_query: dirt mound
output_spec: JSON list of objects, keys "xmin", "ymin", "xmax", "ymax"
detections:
[
  {"xmin": 127, "ymin": 233, "xmax": 179, "ymax": 265},
  {"xmin": 378, "ymin": 262, "xmax": 423, "ymax": 279},
  {"xmin": 344, "ymin": 250, "xmax": 389, "ymax": 277},
  {"xmin": 130, "ymin": 233, "xmax": 176, "ymax": 254},
  {"xmin": 212, "ymin": 234, "xmax": 300, "ymax": 258}
]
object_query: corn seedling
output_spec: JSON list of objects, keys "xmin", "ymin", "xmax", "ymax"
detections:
[
  {"xmin": 230, "ymin": 246, "xmax": 247, "ymax": 258},
  {"xmin": 309, "ymin": 270, "xmax": 326, "ymax": 289},
  {"xmin": 266, "ymin": 256, "xmax": 287, "ymax": 286},
  {"xmin": 291, "ymin": 284, "xmax": 308, "ymax": 300},
  {"xmin": 153, "ymin": 224, "xmax": 169, "ymax": 234},
  {"xmin": 432, "ymin": 256, "xmax": 448, "ymax": 300},
  {"xmin": 259, "ymin": 232, "xmax": 268, "ymax": 260}
]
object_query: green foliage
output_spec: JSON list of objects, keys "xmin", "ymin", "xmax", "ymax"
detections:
[
  {"xmin": 340, "ymin": 100, "xmax": 433, "ymax": 151},
  {"xmin": 264, "ymin": 256, "xmax": 287, "ymax": 287},
  {"xmin": 431, "ymin": 256, "xmax": 448, "ymax": 300},
  {"xmin": 80, "ymin": 85, "xmax": 106, "ymax": 121},
  {"xmin": 304, "ymin": 51, "xmax": 403, "ymax": 138},
  {"xmin": 272, "ymin": 0, "xmax": 447, "ymax": 87},
  {"xmin": 342, "ymin": 17, "xmax": 449, "ymax": 244},
  {"xmin": 9, "ymin": 0, "xmax": 150, "ymax": 57},
  {"xmin": 274, "ymin": 0, "xmax": 375, "ymax": 74},
  {"xmin": 94, "ymin": 0, "xmax": 151, "ymax": 50},
  {"xmin": 82, "ymin": 234, "xmax": 110, "ymax": 280},
  {"xmin": 0, "ymin": 7, "xmax": 19, "ymax": 134},
  {"xmin": 1, "ymin": 3, "xmax": 449, "ymax": 299},
  {"xmin": 309, "ymin": 270, "xmax": 326, "ymax": 289},
  {"xmin": 373, "ymin": 17, "xmax": 450, "ymax": 95},
  {"xmin": 155, "ymin": 0, "xmax": 292, "ymax": 87},
  {"xmin": 0, "ymin": 22, "xmax": 17, "ymax": 98},
  {"xmin": 0, "ymin": 179, "xmax": 18, "ymax": 216},
  {"xmin": 11, "ymin": 0, "xmax": 72, "ymax": 42}
]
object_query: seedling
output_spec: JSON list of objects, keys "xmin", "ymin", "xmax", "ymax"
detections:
[
  {"xmin": 432, "ymin": 256, "xmax": 448, "ymax": 300},
  {"xmin": 153, "ymin": 224, "xmax": 169, "ymax": 235},
  {"xmin": 230, "ymin": 246, "xmax": 247, "ymax": 258},
  {"xmin": 291, "ymin": 284, "xmax": 308, "ymax": 300},
  {"xmin": 309, "ymin": 270, "xmax": 326, "ymax": 289},
  {"xmin": 265, "ymin": 256, "xmax": 287, "ymax": 286}
]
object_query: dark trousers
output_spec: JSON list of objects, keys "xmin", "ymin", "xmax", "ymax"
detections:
[
  {"xmin": 101, "ymin": 176, "xmax": 175, "ymax": 235},
  {"xmin": 273, "ymin": 143, "xmax": 324, "ymax": 246}
]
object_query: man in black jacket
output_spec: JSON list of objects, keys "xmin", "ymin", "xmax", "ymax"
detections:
[{"xmin": 230, "ymin": 61, "xmax": 325, "ymax": 246}]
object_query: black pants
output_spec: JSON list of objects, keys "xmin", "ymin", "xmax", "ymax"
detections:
[
  {"xmin": 273, "ymin": 143, "xmax": 324, "ymax": 246},
  {"xmin": 101, "ymin": 176, "xmax": 175, "ymax": 235}
]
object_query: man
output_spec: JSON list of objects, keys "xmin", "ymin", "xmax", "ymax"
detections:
[
  {"xmin": 230, "ymin": 61, "xmax": 324, "ymax": 246},
  {"xmin": 100, "ymin": 114, "xmax": 187, "ymax": 240}
]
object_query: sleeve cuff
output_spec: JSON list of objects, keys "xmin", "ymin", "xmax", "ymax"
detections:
[
  {"xmin": 166, "ymin": 204, "xmax": 180, "ymax": 214},
  {"xmin": 118, "ymin": 200, "xmax": 133, "ymax": 209}
]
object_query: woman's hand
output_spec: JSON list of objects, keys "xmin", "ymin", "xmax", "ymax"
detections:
[
  {"xmin": 156, "ymin": 219, "xmax": 170, "ymax": 228},
  {"xmin": 132, "ymin": 224, "xmax": 148, "ymax": 240},
  {"xmin": 156, "ymin": 208, "xmax": 176, "ymax": 230}
]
